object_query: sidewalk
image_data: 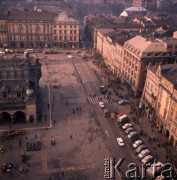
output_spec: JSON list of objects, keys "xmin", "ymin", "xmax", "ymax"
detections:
[{"xmin": 89, "ymin": 58, "xmax": 177, "ymax": 169}]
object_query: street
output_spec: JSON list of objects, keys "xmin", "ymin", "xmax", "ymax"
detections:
[{"xmin": 0, "ymin": 52, "xmax": 152, "ymax": 180}]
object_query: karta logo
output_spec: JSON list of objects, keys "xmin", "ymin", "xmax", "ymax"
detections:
[{"xmin": 104, "ymin": 158, "xmax": 177, "ymax": 179}]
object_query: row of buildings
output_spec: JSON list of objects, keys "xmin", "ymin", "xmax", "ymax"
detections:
[
  {"xmin": 0, "ymin": 10, "xmax": 79, "ymax": 49},
  {"xmin": 84, "ymin": 12, "xmax": 177, "ymax": 145}
]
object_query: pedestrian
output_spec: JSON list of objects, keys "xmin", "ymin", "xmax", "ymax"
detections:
[
  {"xmin": 49, "ymin": 176, "xmax": 52, "ymax": 180},
  {"xmin": 70, "ymin": 135, "xmax": 72, "ymax": 139},
  {"xmin": 35, "ymin": 134, "xmax": 37, "ymax": 138},
  {"xmin": 26, "ymin": 136, "xmax": 28, "ymax": 140},
  {"xmin": 76, "ymin": 107, "xmax": 78, "ymax": 112},
  {"xmin": 9, "ymin": 144, "xmax": 12, "ymax": 150},
  {"xmin": 27, "ymin": 162, "xmax": 30, "ymax": 167},
  {"xmin": 66, "ymin": 100, "xmax": 68, "ymax": 105},
  {"xmin": 53, "ymin": 120, "xmax": 56, "ymax": 124},
  {"xmin": 19, "ymin": 139, "xmax": 21, "ymax": 147}
]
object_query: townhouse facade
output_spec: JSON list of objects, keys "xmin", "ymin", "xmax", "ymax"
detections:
[
  {"xmin": 0, "ymin": 10, "xmax": 79, "ymax": 49},
  {"xmin": 140, "ymin": 63, "xmax": 177, "ymax": 146}
]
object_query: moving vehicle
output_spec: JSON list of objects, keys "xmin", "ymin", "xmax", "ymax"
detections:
[
  {"xmin": 133, "ymin": 140, "xmax": 142, "ymax": 148},
  {"xmin": 99, "ymin": 102, "xmax": 104, "ymax": 108},
  {"xmin": 111, "ymin": 112, "xmax": 115, "ymax": 120},
  {"xmin": 116, "ymin": 138, "xmax": 125, "ymax": 147},
  {"xmin": 118, "ymin": 99, "xmax": 129, "ymax": 105},
  {"xmin": 103, "ymin": 108, "xmax": 110, "ymax": 117},
  {"xmin": 138, "ymin": 149, "xmax": 150, "ymax": 159},
  {"xmin": 100, "ymin": 85, "xmax": 107, "ymax": 94}
]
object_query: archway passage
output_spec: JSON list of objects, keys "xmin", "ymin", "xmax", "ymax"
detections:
[
  {"xmin": 166, "ymin": 129, "xmax": 170, "ymax": 137},
  {"xmin": 13, "ymin": 111, "xmax": 26, "ymax": 124},
  {"xmin": 0, "ymin": 112, "xmax": 12, "ymax": 124}
]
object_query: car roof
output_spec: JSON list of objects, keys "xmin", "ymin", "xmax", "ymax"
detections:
[
  {"xmin": 117, "ymin": 138, "xmax": 123, "ymax": 141},
  {"xmin": 134, "ymin": 140, "xmax": 142, "ymax": 143}
]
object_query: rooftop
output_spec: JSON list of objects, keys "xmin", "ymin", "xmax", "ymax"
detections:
[
  {"xmin": 124, "ymin": 36, "xmax": 167, "ymax": 53},
  {"xmin": 7, "ymin": 10, "xmax": 54, "ymax": 21},
  {"xmin": 53, "ymin": 12, "xmax": 78, "ymax": 23}
]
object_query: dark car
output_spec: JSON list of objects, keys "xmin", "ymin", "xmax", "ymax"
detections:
[{"xmin": 26, "ymin": 141, "xmax": 41, "ymax": 151}]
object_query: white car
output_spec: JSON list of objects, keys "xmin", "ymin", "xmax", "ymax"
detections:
[
  {"xmin": 128, "ymin": 131, "xmax": 138, "ymax": 139},
  {"xmin": 138, "ymin": 149, "xmax": 150, "ymax": 159},
  {"xmin": 122, "ymin": 123, "xmax": 132, "ymax": 130},
  {"xmin": 0, "ymin": 51, "xmax": 5, "ymax": 54},
  {"xmin": 141, "ymin": 155, "xmax": 153, "ymax": 164},
  {"xmin": 116, "ymin": 138, "xmax": 125, "ymax": 147},
  {"xmin": 99, "ymin": 102, "xmax": 104, "ymax": 108},
  {"xmin": 68, "ymin": 55, "xmax": 73, "ymax": 58},
  {"xmin": 125, "ymin": 127, "xmax": 134, "ymax": 134},
  {"xmin": 133, "ymin": 140, "xmax": 142, "ymax": 148},
  {"xmin": 135, "ymin": 144, "xmax": 146, "ymax": 153}
]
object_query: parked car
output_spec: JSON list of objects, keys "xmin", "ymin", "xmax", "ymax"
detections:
[
  {"xmin": 135, "ymin": 144, "xmax": 146, "ymax": 153},
  {"xmin": 128, "ymin": 131, "xmax": 138, "ymax": 139},
  {"xmin": 141, "ymin": 155, "xmax": 153, "ymax": 164},
  {"xmin": 122, "ymin": 123, "xmax": 132, "ymax": 130},
  {"xmin": 66, "ymin": 52, "xmax": 71, "ymax": 54},
  {"xmin": 4, "ymin": 48, "xmax": 14, "ymax": 53},
  {"xmin": 68, "ymin": 55, "xmax": 73, "ymax": 58},
  {"xmin": 138, "ymin": 149, "xmax": 150, "ymax": 159},
  {"xmin": 99, "ymin": 102, "xmax": 104, "ymax": 108},
  {"xmin": 133, "ymin": 140, "xmax": 142, "ymax": 148},
  {"xmin": 0, "ymin": 50, "xmax": 5, "ymax": 54},
  {"xmin": 125, "ymin": 127, "xmax": 134, "ymax": 134},
  {"xmin": 116, "ymin": 138, "xmax": 125, "ymax": 147},
  {"xmin": 118, "ymin": 99, "xmax": 129, "ymax": 105},
  {"xmin": 6, "ymin": 129, "xmax": 25, "ymax": 138}
]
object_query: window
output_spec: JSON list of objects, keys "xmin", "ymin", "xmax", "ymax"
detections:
[
  {"xmin": 70, "ymin": 30, "xmax": 72, "ymax": 34},
  {"xmin": 17, "ymin": 92, "xmax": 21, "ymax": 98},
  {"xmin": 54, "ymin": 36, "xmax": 57, "ymax": 41},
  {"xmin": 3, "ymin": 93, "xmax": 7, "ymax": 98},
  {"xmin": 64, "ymin": 30, "xmax": 67, "ymax": 34},
  {"xmin": 59, "ymin": 30, "xmax": 62, "ymax": 34},
  {"xmin": 74, "ymin": 30, "xmax": 77, "ymax": 34}
]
